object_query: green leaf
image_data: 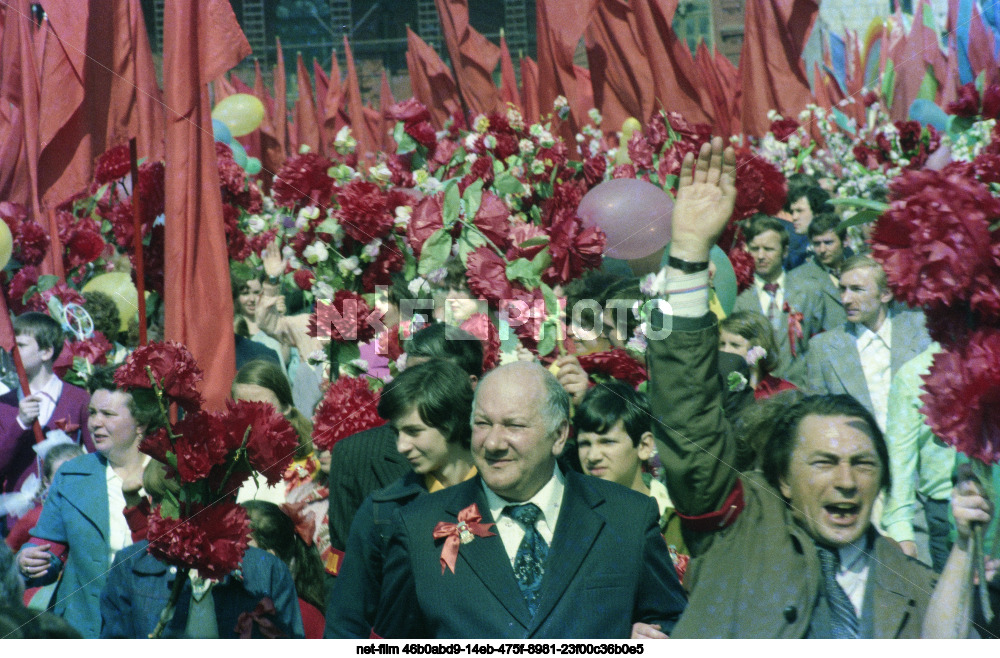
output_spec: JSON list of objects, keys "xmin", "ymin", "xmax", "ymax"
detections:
[
  {"xmin": 836, "ymin": 208, "xmax": 882, "ymax": 230},
  {"xmin": 536, "ymin": 323, "xmax": 557, "ymax": 357},
  {"xmin": 531, "ymin": 247, "xmax": 552, "ymax": 275},
  {"xmin": 463, "ymin": 179, "xmax": 484, "ymax": 218},
  {"xmin": 493, "ymin": 171, "xmax": 525, "ymax": 196},
  {"xmin": 976, "ymin": 70, "xmax": 987, "ymax": 96},
  {"xmin": 36, "ymin": 275, "xmax": 59, "ymax": 292},
  {"xmin": 418, "ymin": 228, "xmax": 453, "ymax": 276},
  {"xmin": 540, "ymin": 283, "xmax": 560, "ymax": 316},
  {"xmin": 518, "ymin": 236, "xmax": 550, "ymax": 249},
  {"xmin": 315, "ymin": 218, "xmax": 341, "ymax": 235},
  {"xmin": 916, "ymin": 65, "xmax": 938, "ymax": 102},
  {"xmin": 442, "ymin": 182, "xmax": 461, "ymax": 227},
  {"xmin": 506, "ymin": 257, "xmax": 541, "ymax": 288},
  {"xmin": 337, "ymin": 341, "xmax": 361, "ymax": 366},
  {"xmin": 882, "ymin": 60, "xmax": 896, "ymax": 110},
  {"xmin": 456, "ymin": 229, "xmax": 488, "ymax": 265},
  {"xmin": 948, "ymin": 115, "xmax": 977, "ymax": 139},
  {"xmin": 536, "ymin": 181, "xmax": 553, "ymax": 198},
  {"xmin": 829, "ymin": 197, "xmax": 889, "ymax": 212},
  {"xmin": 831, "ymin": 108, "xmax": 854, "ymax": 134},
  {"xmin": 392, "ymin": 121, "xmax": 406, "ymax": 145},
  {"xmin": 396, "ymin": 132, "xmax": 418, "ymax": 155},
  {"xmin": 793, "ymin": 143, "xmax": 816, "ymax": 170}
]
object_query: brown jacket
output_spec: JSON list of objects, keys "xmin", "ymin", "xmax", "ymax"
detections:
[{"xmin": 645, "ymin": 311, "xmax": 937, "ymax": 638}]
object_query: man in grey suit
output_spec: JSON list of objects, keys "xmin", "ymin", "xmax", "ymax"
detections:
[
  {"xmin": 733, "ymin": 214, "xmax": 829, "ymax": 386},
  {"xmin": 805, "ymin": 256, "xmax": 931, "ymax": 431},
  {"xmin": 790, "ymin": 213, "xmax": 850, "ymax": 329}
]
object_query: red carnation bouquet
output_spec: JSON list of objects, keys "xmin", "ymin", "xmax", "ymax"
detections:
[
  {"xmin": 115, "ymin": 342, "xmax": 298, "ymax": 636},
  {"xmin": 311, "ymin": 375, "xmax": 385, "ymax": 451}
]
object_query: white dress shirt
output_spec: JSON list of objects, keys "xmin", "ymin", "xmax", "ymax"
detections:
[
  {"xmin": 16, "ymin": 374, "xmax": 63, "ymax": 430},
  {"xmin": 856, "ymin": 317, "xmax": 893, "ymax": 431},
  {"xmin": 105, "ymin": 461, "xmax": 135, "ymax": 562},
  {"xmin": 837, "ymin": 536, "xmax": 872, "ymax": 617},
  {"xmin": 753, "ymin": 271, "xmax": 787, "ymax": 317},
  {"xmin": 483, "ymin": 465, "xmax": 565, "ymax": 567}
]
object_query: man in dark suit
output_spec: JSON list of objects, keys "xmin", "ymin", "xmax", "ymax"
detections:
[
  {"xmin": 805, "ymin": 256, "xmax": 930, "ymax": 432},
  {"xmin": 733, "ymin": 214, "xmax": 828, "ymax": 386},
  {"xmin": 790, "ymin": 213, "xmax": 851, "ymax": 329},
  {"xmin": 375, "ymin": 361, "xmax": 685, "ymax": 639}
]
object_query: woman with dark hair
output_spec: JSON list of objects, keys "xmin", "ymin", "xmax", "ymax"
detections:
[
  {"xmin": 326, "ymin": 359, "xmax": 476, "ymax": 638},
  {"xmin": 243, "ymin": 500, "xmax": 327, "ymax": 638},
  {"xmin": 231, "ymin": 263, "xmax": 288, "ymax": 373},
  {"xmin": 16, "ymin": 367, "xmax": 158, "ymax": 638},
  {"xmin": 232, "ymin": 360, "xmax": 331, "ymax": 565},
  {"xmin": 719, "ymin": 310, "xmax": 797, "ymax": 400}
]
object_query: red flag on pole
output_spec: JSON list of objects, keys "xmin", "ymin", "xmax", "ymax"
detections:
[
  {"xmin": 162, "ymin": 0, "xmax": 249, "ymax": 411},
  {"xmin": 343, "ymin": 36, "xmax": 375, "ymax": 163},
  {"xmin": 406, "ymin": 27, "xmax": 463, "ymax": 129},
  {"xmin": 520, "ymin": 55, "xmax": 540, "ymax": 125},
  {"xmin": 434, "ymin": 0, "xmax": 501, "ymax": 115},
  {"xmin": 498, "ymin": 32, "xmax": 520, "ymax": 111},
  {"xmin": 739, "ymin": 0, "xmax": 818, "ymax": 136},
  {"xmin": 294, "ymin": 53, "xmax": 321, "ymax": 154},
  {"xmin": 585, "ymin": 0, "xmax": 654, "ymax": 131},
  {"xmin": 535, "ymin": 0, "xmax": 598, "ymax": 145}
]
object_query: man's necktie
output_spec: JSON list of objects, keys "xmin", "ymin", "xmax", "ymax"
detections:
[
  {"xmin": 507, "ymin": 503, "xmax": 549, "ymax": 617},
  {"xmin": 817, "ymin": 546, "xmax": 859, "ymax": 639},
  {"xmin": 763, "ymin": 282, "xmax": 781, "ymax": 331}
]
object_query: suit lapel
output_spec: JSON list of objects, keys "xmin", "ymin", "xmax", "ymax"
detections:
[
  {"xmin": 446, "ymin": 481, "xmax": 532, "ymax": 629},
  {"xmin": 375, "ymin": 426, "xmax": 408, "ymax": 488},
  {"xmin": 62, "ymin": 455, "xmax": 110, "ymax": 541},
  {"xmin": 527, "ymin": 474, "xmax": 604, "ymax": 634},
  {"xmin": 829, "ymin": 327, "xmax": 873, "ymax": 411},
  {"xmin": 871, "ymin": 538, "xmax": 920, "ymax": 638}
]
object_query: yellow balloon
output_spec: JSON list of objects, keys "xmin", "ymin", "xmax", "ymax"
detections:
[
  {"xmin": 212, "ymin": 93, "xmax": 265, "ymax": 137},
  {"xmin": 616, "ymin": 117, "xmax": 643, "ymax": 166},
  {"xmin": 82, "ymin": 272, "xmax": 138, "ymax": 332},
  {"xmin": 0, "ymin": 220, "xmax": 11, "ymax": 270}
]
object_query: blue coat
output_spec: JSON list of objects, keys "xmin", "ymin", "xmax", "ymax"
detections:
[
  {"xmin": 23, "ymin": 452, "xmax": 114, "ymax": 638},
  {"xmin": 375, "ymin": 472, "xmax": 687, "ymax": 639},
  {"xmin": 326, "ymin": 471, "xmax": 425, "ymax": 638},
  {"xmin": 100, "ymin": 541, "xmax": 305, "ymax": 638}
]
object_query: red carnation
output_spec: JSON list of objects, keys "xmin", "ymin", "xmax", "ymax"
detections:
[
  {"xmin": 645, "ymin": 113, "xmax": 669, "ymax": 151},
  {"xmin": 404, "ymin": 121, "xmax": 437, "ymax": 150},
  {"xmin": 920, "ymin": 330, "xmax": 1000, "ymax": 463},
  {"xmin": 728, "ymin": 243, "xmax": 756, "ymax": 294},
  {"xmin": 377, "ymin": 323, "xmax": 405, "ymax": 362},
  {"xmin": 577, "ymin": 349, "xmax": 648, "ymax": 388},
  {"xmin": 14, "ymin": 221, "xmax": 50, "ymax": 267},
  {"xmin": 138, "ymin": 428, "xmax": 173, "ymax": 466},
  {"xmin": 627, "ymin": 134, "xmax": 654, "ymax": 170},
  {"xmin": 7, "ymin": 266, "xmax": 39, "ymax": 313},
  {"xmin": 360, "ymin": 242, "xmax": 405, "ymax": 293},
  {"xmin": 387, "ymin": 98, "xmax": 432, "ymax": 124},
  {"xmin": 472, "ymin": 192, "xmax": 511, "ymax": 250},
  {"xmin": 94, "ymin": 144, "xmax": 131, "ymax": 184},
  {"xmin": 337, "ymin": 180, "xmax": 394, "ymax": 242},
  {"xmin": 271, "ymin": 152, "xmax": 335, "ymax": 210},
  {"xmin": 222, "ymin": 400, "xmax": 299, "ymax": 487},
  {"xmin": 872, "ymin": 169, "xmax": 1000, "ymax": 315},
  {"xmin": 460, "ymin": 313, "xmax": 501, "ymax": 372},
  {"xmin": 506, "ymin": 223, "xmax": 549, "ymax": 262},
  {"xmin": 28, "ymin": 281, "xmax": 86, "ymax": 313},
  {"xmin": 461, "ymin": 155, "xmax": 495, "ymax": 192},
  {"xmin": 544, "ymin": 217, "xmax": 605, "ymax": 286},
  {"xmin": 947, "ymin": 83, "xmax": 981, "ymax": 117},
  {"xmin": 583, "ymin": 155, "xmax": 607, "ymax": 188},
  {"xmin": 407, "ymin": 194, "xmax": 444, "ymax": 257},
  {"xmin": 0, "ymin": 201, "xmax": 27, "ymax": 239},
  {"xmin": 147, "ymin": 502, "xmax": 251, "ymax": 580},
  {"xmin": 983, "ymin": 85, "xmax": 1000, "ymax": 120},
  {"xmin": 502, "ymin": 287, "xmax": 547, "ymax": 353},
  {"xmin": 612, "ymin": 163, "xmax": 636, "ymax": 179},
  {"xmin": 311, "ymin": 376, "xmax": 385, "ymax": 451},
  {"xmin": 310, "ymin": 289, "xmax": 378, "ymax": 343},
  {"xmin": 137, "ymin": 161, "xmax": 166, "ymax": 223},
  {"xmin": 769, "ymin": 118, "xmax": 800, "ymax": 142},
  {"xmin": 293, "ymin": 269, "xmax": 316, "ymax": 291},
  {"xmin": 466, "ymin": 247, "xmax": 515, "ymax": 303},
  {"xmin": 114, "ymin": 341, "xmax": 205, "ymax": 411},
  {"xmin": 170, "ymin": 411, "xmax": 231, "ymax": 484},
  {"xmin": 65, "ymin": 228, "xmax": 106, "ymax": 269},
  {"xmin": 733, "ymin": 153, "xmax": 787, "ymax": 222}
]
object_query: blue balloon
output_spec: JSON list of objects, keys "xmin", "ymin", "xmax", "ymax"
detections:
[
  {"xmin": 229, "ymin": 140, "xmax": 248, "ymax": 167},
  {"xmin": 909, "ymin": 99, "xmax": 950, "ymax": 132},
  {"xmin": 212, "ymin": 118, "xmax": 232, "ymax": 143}
]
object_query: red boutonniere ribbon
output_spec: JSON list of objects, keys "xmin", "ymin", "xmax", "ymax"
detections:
[
  {"xmin": 234, "ymin": 597, "xmax": 283, "ymax": 638},
  {"xmin": 432, "ymin": 503, "xmax": 496, "ymax": 574},
  {"xmin": 280, "ymin": 501, "xmax": 316, "ymax": 547},
  {"xmin": 784, "ymin": 302, "xmax": 804, "ymax": 357},
  {"xmin": 53, "ymin": 418, "xmax": 80, "ymax": 434}
]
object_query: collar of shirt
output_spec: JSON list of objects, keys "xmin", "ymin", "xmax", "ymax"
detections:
[
  {"xmin": 856, "ymin": 316, "xmax": 893, "ymax": 352},
  {"xmin": 17, "ymin": 374, "xmax": 63, "ymax": 429},
  {"xmin": 834, "ymin": 531, "xmax": 873, "ymax": 617},
  {"xmin": 754, "ymin": 270, "xmax": 786, "ymax": 292},
  {"xmin": 424, "ymin": 465, "xmax": 478, "ymax": 494},
  {"xmin": 483, "ymin": 465, "xmax": 565, "ymax": 564}
]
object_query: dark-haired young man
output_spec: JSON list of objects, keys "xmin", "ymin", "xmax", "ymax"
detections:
[
  {"xmin": 645, "ymin": 137, "xmax": 976, "ymax": 637},
  {"xmin": 0, "ymin": 313, "xmax": 92, "ymax": 496},
  {"xmin": 783, "ymin": 175, "xmax": 833, "ymax": 270},
  {"xmin": 791, "ymin": 213, "xmax": 851, "ymax": 328}
]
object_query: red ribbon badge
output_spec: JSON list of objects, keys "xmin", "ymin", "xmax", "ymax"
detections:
[
  {"xmin": 432, "ymin": 503, "xmax": 496, "ymax": 574},
  {"xmin": 234, "ymin": 597, "xmax": 283, "ymax": 639},
  {"xmin": 784, "ymin": 302, "xmax": 804, "ymax": 358},
  {"xmin": 280, "ymin": 501, "xmax": 316, "ymax": 547},
  {"xmin": 53, "ymin": 418, "xmax": 80, "ymax": 434}
]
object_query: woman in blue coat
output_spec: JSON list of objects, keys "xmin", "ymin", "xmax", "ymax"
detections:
[{"xmin": 16, "ymin": 368, "xmax": 154, "ymax": 638}]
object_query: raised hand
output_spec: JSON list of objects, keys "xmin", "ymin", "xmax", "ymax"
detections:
[
  {"xmin": 671, "ymin": 136, "xmax": 737, "ymax": 263},
  {"xmin": 261, "ymin": 239, "xmax": 284, "ymax": 279}
]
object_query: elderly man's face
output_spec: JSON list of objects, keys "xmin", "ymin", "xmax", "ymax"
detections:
[
  {"xmin": 779, "ymin": 414, "xmax": 883, "ymax": 548},
  {"xmin": 471, "ymin": 366, "xmax": 567, "ymax": 502}
]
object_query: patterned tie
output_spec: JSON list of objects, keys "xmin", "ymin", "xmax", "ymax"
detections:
[
  {"xmin": 817, "ymin": 546, "xmax": 859, "ymax": 638},
  {"xmin": 763, "ymin": 282, "xmax": 781, "ymax": 331},
  {"xmin": 507, "ymin": 503, "xmax": 549, "ymax": 617}
]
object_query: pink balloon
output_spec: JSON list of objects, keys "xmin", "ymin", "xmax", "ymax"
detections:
[{"xmin": 577, "ymin": 178, "xmax": 673, "ymax": 260}]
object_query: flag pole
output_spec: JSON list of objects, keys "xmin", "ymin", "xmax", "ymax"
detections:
[{"xmin": 129, "ymin": 138, "xmax": 148, "ymax": 346}]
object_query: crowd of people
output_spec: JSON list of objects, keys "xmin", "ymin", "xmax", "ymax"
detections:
[{"xmin": 0, "ymin": 137, "xmax": 995, "ymax": 640}]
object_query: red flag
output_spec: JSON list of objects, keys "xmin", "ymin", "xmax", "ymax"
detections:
[
  {"xmin": 520, "ymin": 55, "xmax": 540, "ymax": 125},
  {"xmin": 739, "ymin": 0, "xmax": 818, "ymax": 136},
  {"xmin": 498, "ymin": 32, "xmax": 520, "ymax": 110},
  {"xmin": 434, "ymin": 0, "xmax": 501, "ymax": 115},
  {"xmin": 585, "ymin": 0, "xmax": 654, "ymax": 131},
  {"xmin": 378, "ymin": 71, "xmax": 395, "ymax": 152},
  {"xmin": 313, "ymin": 59, "xmax": 329, "ymax": 122},
  {"xmin": 293, "ymin": 53, "xmax": 321, "ymax": 154},
  {"xmin": 535, "ymin": 0, "xmax": 598, "ymax": 144},
  {"xmin": 162, "ymin": 0, "xmax": 249, "ymax": 411},
  {"xmin": 322, "ymin": 51, "xmax": 348, "ymax": 154},
  {"xmin": 632, "ymin": 0, "xmax": 712, "ymax": 125},
  {"xmin": 695, "ymin": 42, "xmax": 733, "ymax": 136},
  {"xmin": 406, "ymin": 27, "xmax": 462, "ymax": 129},
  {"xmin": 211, "ymin": 74, "xmax": 236, "ymax": 103},
  {"xmin": 887, "ymin": 0, "xmax": 946, "ymax": 121},
  {"xmin": 273, "ymin": 38, "xmax": 288, "ymax": 162},
  {"xmin": 254, "ymin": 58, "xmax": 282, "ymax": 189},
  {"xmin": 343, "ymin": 36, "xmax": 375, "ymax": 163}
]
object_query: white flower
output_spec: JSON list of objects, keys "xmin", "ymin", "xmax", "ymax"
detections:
[
  {"xmin": 350, "ymin": 358, "xmax": 370, "ymax": 372},
  {"xmin": 626, "ymin": 333, "xmax": 648, "ymax": 354},
  {"xmin": 337, "ymin": 255, "xmax": 362, "ymax": 276},
  {"xmin": 296, "ymin": 206, "xmax": 320, "ymax": 229},
  {"xmin": 474, "ymin": 114, "xmax": 490, "ymax": 133},
  {"xmin": 518, "ymin": 138, "xmax": 534, "ymax": 154},
  {"xmin": 483, "ymin": 134, "xmax": 497, "ymax": 149},
  {"xmin": 298, "ymin": 144, "xmax": 312, "ymax": 154},
  {"xmin": 529, "ymin": 160, "xmax": 546, "ymax": 175},
  {"xmin": 303, "ymin": 241, "xmax": 329, "ymax": 264},
  {"xmin": 587, "ymin": 108, "xmax": 603, "ymax": 126},
  {"xmin": 745, "ymin": 346, "xmax": 768, "ymax": 367},
  {"xmin": 395, "ymin": 353, "xmax": 408, "ymax": 371},
  {"xmin": 246, "ymin": 214, "xmax": 266, "ymax": 233},
  {"xmin": 464, "ymin": 133, "xmax": 479, "ymax": 150},
  {"xmin": 553, "ymin": 95, "xmax": 568, "ymax": 111},
  {"xmin": 363, "ymin": 238, "xmax": 382, "ymax": 260},
  {"xmin": 506, "ymin": 106, "xmax": 524, "ymax": 130},
  {"xmin": 419, "ymin": 176, "xmax": 443, "ymax": 194},
  {"xmin": 465, "ymin": 152, "xmax": 479, "ymax": 165},
  {"xmin": 369, "ymin": 163, "xmax": 392, "ymax": 183},
  {"xmin": 408, "ymin": 277, "xmax": 431, "ymax": 296},
  {"xmin": 335, "ymin": 126, "xmax": 356, "ymax": 152},
  {"xmin": 313, "ymin": 281, "xmax": 334, "ymax": 300},
  {"xmin": 767, "ymin": 109, "xmax": 781, "ymax": 121}
]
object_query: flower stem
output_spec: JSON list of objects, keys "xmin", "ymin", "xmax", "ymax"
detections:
[
  {"xmin": 215, "ymin": 426, "xmax": 252, "ymax": 500},
  {"xmin": 145, "ymin": 365, "xmax": 179, "ymax": 441},
  {"xmin": 456, "ymin": 217, "xmax": 505, "ymax": 258},
  {"xmin": 149, "ymin": 566, "xmax": 189, "ymax": 638}
]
